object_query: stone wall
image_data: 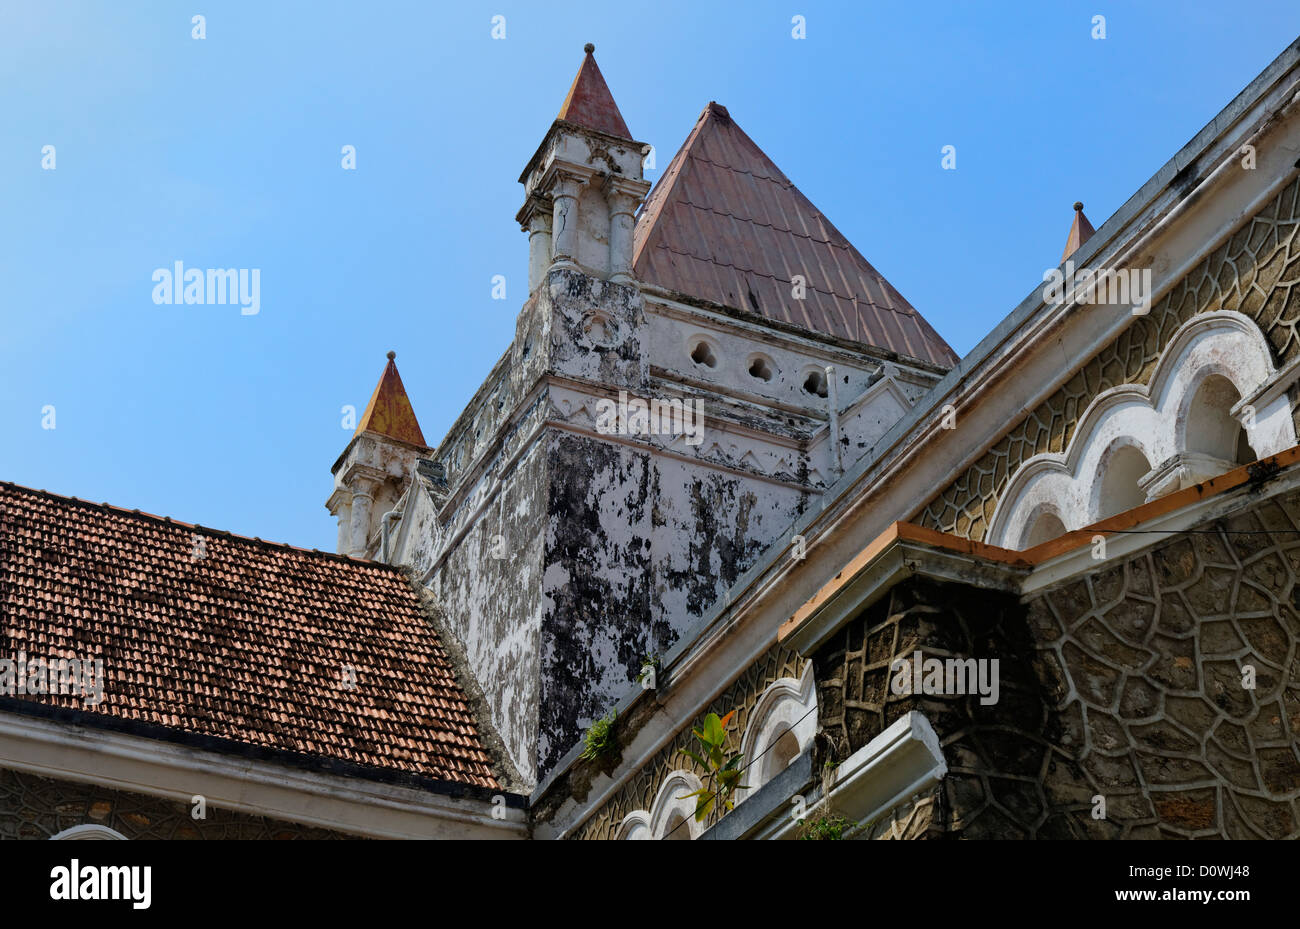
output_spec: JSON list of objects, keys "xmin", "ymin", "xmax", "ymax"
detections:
[
  {"xmin": 811, "ymin": 484, "xmax": 1300, "ymax": 838},
  {"xmin": 811, "ymin": 577, "xmax": 1064, "ymax": 838},
  {"xmin": 1022, "ymin": 487, "xmax": 1300, "ymax": 838},
  {"xmin": 0, "ymin": 768, "xmax": 350, "ymax": 839}
]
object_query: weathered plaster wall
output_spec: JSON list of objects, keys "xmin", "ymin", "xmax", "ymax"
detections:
[
  {"xmin": 425, "ymin": 438, "xmax": 549, "ymax": 785},
  {"xmin": 540, "ymin": 431, "xmax": 654, "ymax": 773},
  {"xmin": 0, "ymin": 768, "xmax": 349, "ymax": 839},
  {"xmin": 538, "ymin": 439, "xmax": 810, "ymax": 775},
  {"xmin": 650, "ymin": 456, "xmax": 806, "ymax": 628},
  {"xmin": 404, "ymin": 267, "xmax": 939, "ymax": 784}
]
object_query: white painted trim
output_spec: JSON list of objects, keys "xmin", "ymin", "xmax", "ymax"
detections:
[
  {"xmin": 736, "ymin": 665, "xmax": 817, "ymax": 802},
  {"xmin": 765, "ymin": 711, "xmax": 947, "ymax": 839},
  {"xmin": 50, "ymin": 824, "xmax": 127, "ymax": 840},
  {"xmin": 649, "ymin": 769, "xmax": 705, "ymax": 839},
  {"xmin": 1021, "ymin": 457, "xmax": 1300, "ymax": 595},
  {"xmin": 987, "ymin": 311, "xmax": 1295, "ymax": 547},
  {"xmin": 616, "ymin": 810, "xmax": 652, "ymax": 840},
  {"xmin": 1237, "ymin": 351, "xmax": 1300, "ymax": 417},
  {"xmin": 0, "ymin": 712, "xmax": 526, "ymax": 840}
]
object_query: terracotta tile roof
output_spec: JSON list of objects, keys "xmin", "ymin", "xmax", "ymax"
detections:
[
  {"xmin": 634, "ymin": 103, "xmax": 958, "ymax": 368},
  {"xmin": 1062, "ymin": 201, "xmax": 1096, "ymax": 261},
  {"xmin": 0, "ymin": 481, "xmax": 498, "ymax": 790},
  {"xmin": 556, "ymin": 44, "xmax": 632, "ymax": 140},
  {"xmin": 355, "ymin": 351, "xmax": 428, "ymax": 448}
]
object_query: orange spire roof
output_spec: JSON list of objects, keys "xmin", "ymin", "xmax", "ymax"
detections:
[
  {"xmin": 354, "ymin": 351, "xmax": 428, "ymax": 448},
  {"xmin": 556, "ymin": 43, "xmax": 632, "ymax": 139},
  {"xmin": 1062, "ymin": 201, "xmax": 1096, "ymax": 261}
]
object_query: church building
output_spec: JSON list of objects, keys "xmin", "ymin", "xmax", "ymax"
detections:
[{"xmin": 4, "ymin": 37, "xmax": 1300, "ymax": 839}]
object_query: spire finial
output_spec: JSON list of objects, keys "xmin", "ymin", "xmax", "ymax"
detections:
[
  {"xmin": 1062, "ymin": 202, "xmax": 1096, "ymax": 261},
  {"xmin": 555, "ymin": 44, "xmax": 631, "ymax": 138},
  {"xmin": 354, "ymin": 352, "xmax": 427, "ymax": 446}
]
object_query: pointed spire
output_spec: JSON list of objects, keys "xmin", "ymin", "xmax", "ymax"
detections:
[
  {"xmin": 631, "ymin": 101, "xmax": 957, "ymax": 367},
  {"xmin": 556, "ymin": 43, "xmax": 632, "ymax": 139},
  {"xmin": 354, "ymin": 351, "xmax": 428, "ymax": 448},
  {"xmin": 1062, "ymin": 201, "xmax": 1096, "ymax": 261}
]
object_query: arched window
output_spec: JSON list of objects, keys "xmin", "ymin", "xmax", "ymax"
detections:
[
  {"xmin": 662, "ymin": 812, "xmax": 692, "ymax": 840},
  {"xmin": 647, "ymin": 771, "xmax": 705, "ymax": 840},
  {"xmin": 763, "ymin": 728, "xmax": 802, "ymax": 784},
  {"xmin": 1021, "ymin": 510, "xmax": 1068, "ymax": 548},
  {"xmin": 1095, "ymin": 444, "xmax": 1152, "ymax": 520},
  {"xmin": 737, "ymin": 666, "xmax": 817, "ymax": 802},
  {"xmin": 987, "ymin": 312, "xmax": 1298, "ymax": 548},
  {"xmin": 616, "ymin": 812, "xmax": 652, "ymax": 840},
  {"xmin": 1184, "ymin": 374, "xmax": 1255, "ymax": 465}
]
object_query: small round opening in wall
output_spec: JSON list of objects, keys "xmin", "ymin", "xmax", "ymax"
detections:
[
  {"xmin": 802, "ymin": 369, "xmax": 828, "ymax": 398},
  {"xmin": 690, "ymin": 340, "xmax": 718, "ymax": 368},
  {"xmin": 748, "ymin": 355, "xmax": 774, "ymax": 382}
]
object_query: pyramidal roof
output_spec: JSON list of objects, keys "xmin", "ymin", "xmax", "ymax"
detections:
[
  {"xmin": 355, "ymin": 351, "xmax": 428, "ymax": 447},
  {"xmin": 556, "ymin": 43, "xmax": 632, "ymax": 139},
  {"xmin": 1062, "ymin": 201, "xmax": 1096, "ymax": 261},
  {"xmin": 633, "ymin": 102, "xmax": 957, "ymax": 368}
]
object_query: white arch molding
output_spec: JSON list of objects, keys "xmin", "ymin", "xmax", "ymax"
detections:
[
  {"xmin": 613, "ymin": 771, "xmax": 705, "ymax": 839},
  {"xmin": 615, "ymin": 810, "xmax": 652, "ymax": 840},
  {"xmin": 616, "ymin": 666, "xmax": 818, "ymax": 839},
  {"xmin": 988, "ymin": 311, "xmax": 1297, "ymax": 549},
  {"xmin": 50, "ymin": 824, "xmax": 127, "ymax": 840},
  {"xmin": 736, "ymin": 664, "xmax": 817, "ymax": 803},
  {"xmin": 648, "ymin": 770, "xmax": 705, "ymax": 840}
]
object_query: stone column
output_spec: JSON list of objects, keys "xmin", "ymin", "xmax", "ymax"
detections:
[
  {"xmin": 349, "ymin": 477, "xmax": 377, "ymax": 559},
  {"xmin": 550, "ymin": 174, "xmax": 582, "ymax": 271},
  {"xmin": 335, "ymin": 498, "xmax": 352, "ymax": 553},
  {"xmin": 527, "ymin": 208, "xmax": 554, "ymax": 294},
  {"xmin": 325, "ymin": 488, "xmax": 353, "ymax": 555},
  {"xmin": 607, "ymin": 190, "xmax": 639, "ymax": 284}
]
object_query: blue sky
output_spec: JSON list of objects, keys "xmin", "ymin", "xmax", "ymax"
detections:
[{"xmin": 3, "ymin": 1, "xmax": 1298, "ymax": 551}]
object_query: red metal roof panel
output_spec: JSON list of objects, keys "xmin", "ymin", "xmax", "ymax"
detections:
[{"xmin": 635, "ymin": 103, "xmax": 958, "ymax": 367}]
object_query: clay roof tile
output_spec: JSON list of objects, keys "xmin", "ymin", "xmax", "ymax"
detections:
[{"xmin": 0, "ymin": 481, "xmax": 498, "ymax": 790}]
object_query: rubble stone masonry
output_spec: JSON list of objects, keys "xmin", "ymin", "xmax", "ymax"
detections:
[{"xmin": 813, "ymin": 487, "xmax": 1300, "ymax": 838}]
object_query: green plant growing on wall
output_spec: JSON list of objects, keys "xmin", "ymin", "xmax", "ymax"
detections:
[
  {"xmin": 677, "ymin": 710, "xmax": 746, "ymax": 822},
  {"xmin": 580, "ymin": 709, "xmax": 617, "ymax": 761},
  {"xmin": 796, "ymin": 814, "xmax": 856, "ymax": 840},
  {"xmin": 794, "ymin": 758, "xmax": 856, "ymax": 839}
]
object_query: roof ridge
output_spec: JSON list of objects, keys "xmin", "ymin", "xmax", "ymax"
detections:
[{"xmin": 0, "ymin": 480, "xmax": 395, "ymax": 571}]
